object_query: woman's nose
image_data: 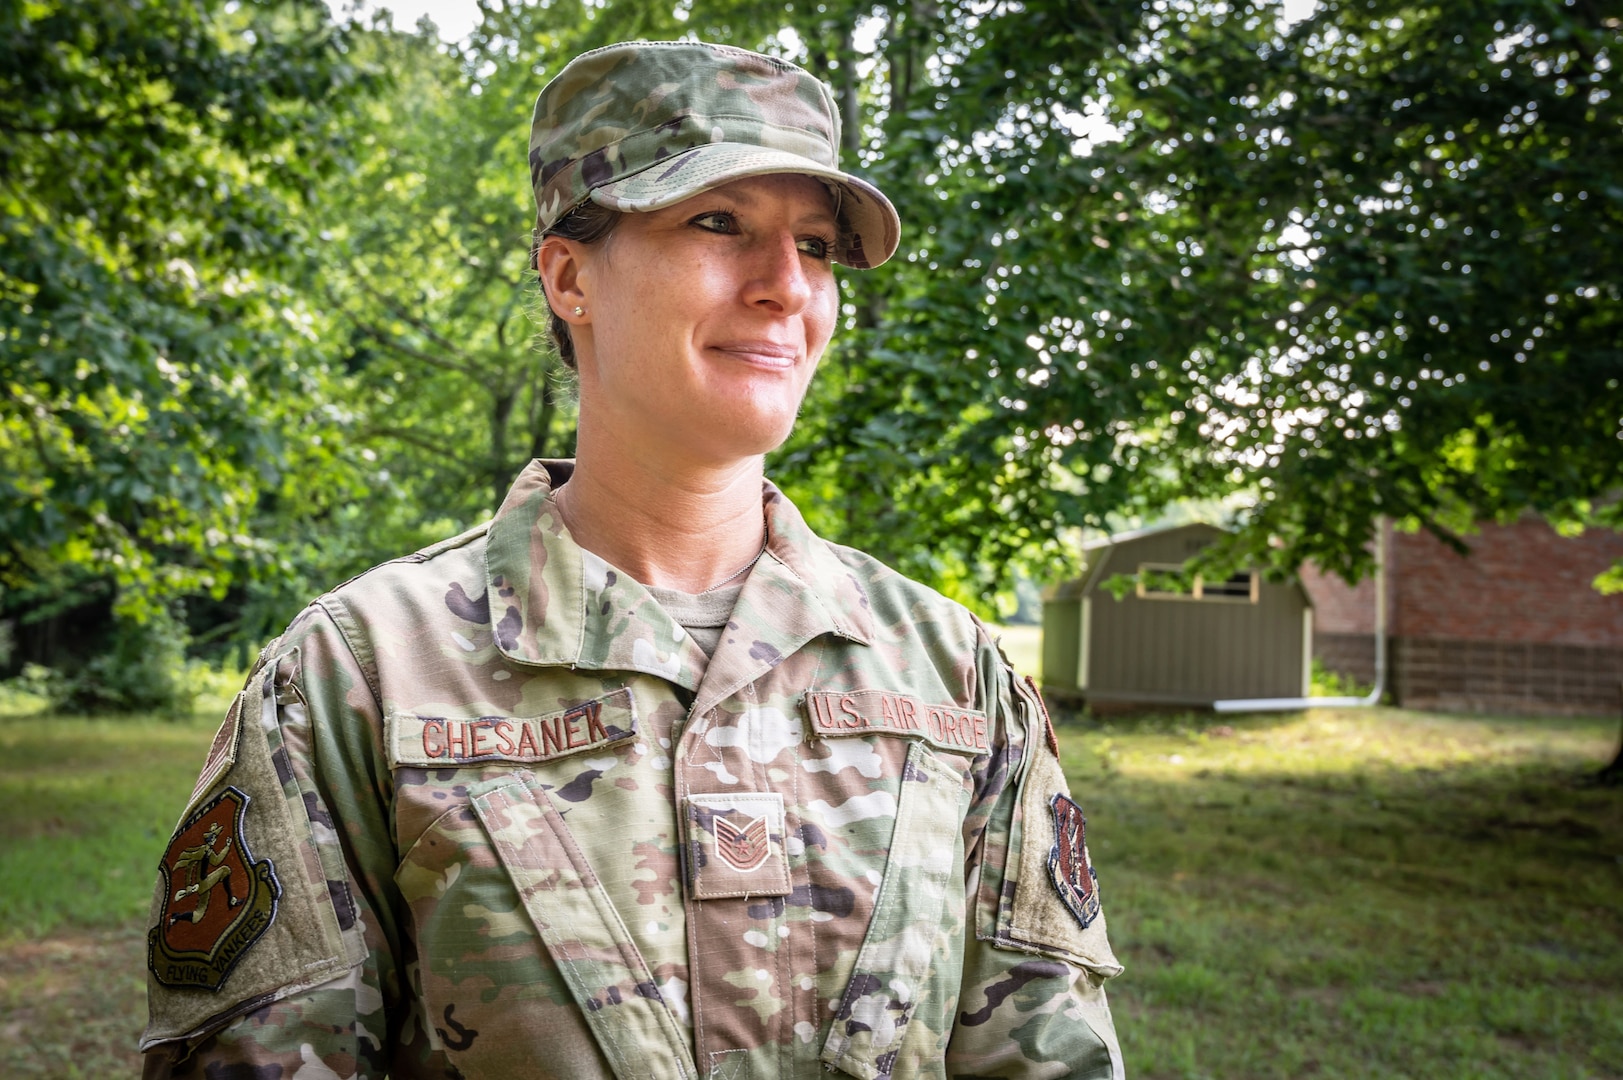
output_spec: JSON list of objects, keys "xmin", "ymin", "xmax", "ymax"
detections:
[{"xmin": 744, "ymin": 231, "xmax": 813, "ymax": 315}]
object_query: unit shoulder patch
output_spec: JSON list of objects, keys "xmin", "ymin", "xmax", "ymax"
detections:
[
  {"xmin": 149, "ymin": 786, "xmax": 281, "ymax": 991},
  {"xmin": 1047, "ymin": 794, "xmax": 1101, "ymax": 930}
]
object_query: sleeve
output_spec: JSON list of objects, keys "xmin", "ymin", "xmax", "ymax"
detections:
[
  {"xmin": 946, "ymin": 636, "xmax": 1126, "ymax": 1079},
  {"xmin": 140, "ymin": 602, "xmax": 429, "ymax": 1078}
]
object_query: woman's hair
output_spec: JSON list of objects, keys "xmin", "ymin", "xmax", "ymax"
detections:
[{"xmin": 540, "ymin": 201, "xmax": 624, "ymax": 369}]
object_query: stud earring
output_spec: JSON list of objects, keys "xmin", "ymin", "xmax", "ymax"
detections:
[{"xmin": 572, "ymin": 306, "xmax": 585, "ymax": 317}]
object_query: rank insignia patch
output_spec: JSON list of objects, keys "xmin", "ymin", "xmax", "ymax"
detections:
[
  {"xmin": 1047, "ymin": 794, "xmax": 1101, "ymax": 929},
  {"xmin": 686, "ymin": 792, "xmax": 792, "ymax": 900},
  {"xmin": 149, "ymin": 786, "xmax": 280, "ymax": 990},
  {"xmin": 714, "ymin": 812, "xmax": 771, "ymax": 872}
]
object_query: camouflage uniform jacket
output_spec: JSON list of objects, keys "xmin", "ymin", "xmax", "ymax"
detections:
[{"xmin": 142, "ymin": 460, "xmax": 1125, "ymax": 1079}]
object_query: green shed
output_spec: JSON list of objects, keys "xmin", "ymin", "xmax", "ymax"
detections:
[{"xmin": 1041, "ymin": 523, "xmax": 1314, "ymax": 708}]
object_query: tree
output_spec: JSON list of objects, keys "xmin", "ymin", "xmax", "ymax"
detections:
[
  {"xmin": 752, "ymin": 0, "xmax": 1621, "ymax": 609},
  {"xmin": 305, "ymin": 1, "xmax": 716, "ymax": 538},
  {"xmin": 0, "ymin": 0, "xmax": 372, "ymax": 623},
  {"xmin": 1081, "ymin": 0, "xmax": 1623, "ymax": 585},
  {"xmin": 312, "ymin": 21, "xmax": 557, "ymax": 528},
  {"xmin": 10, "ymin": 0, "xmax": 1616, "ymax": 659}
]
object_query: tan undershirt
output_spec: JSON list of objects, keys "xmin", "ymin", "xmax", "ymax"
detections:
[{"xmin": 644, "ymin": 581, "xmax": 744, "ymax": 664}]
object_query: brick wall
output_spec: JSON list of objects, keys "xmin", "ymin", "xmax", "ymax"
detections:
[
  {"xmin": 1393, "ymin": 637, "xmax": 1622, "ymax": 716},
  {"xmin": 1299, "ymin": 560, "xmax": 1379, "ymax": 635},
  {"xmin": 1314, "ymin": 632, "xmax": 1378, "ymax": 687},
  {"xmin": 1390, "ymin": 519, "xmax": 1623, "ymax": 646},
  {"xmin": 1301, "ymin": 518, "xmax": 1623, "ymax": 716},
  {"xmin": 1300, "ymin": 531, "xmax": 1383, "ymax": 689}
]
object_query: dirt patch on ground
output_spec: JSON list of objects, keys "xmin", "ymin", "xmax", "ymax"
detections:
[{"xmin": 0, "ymin": 923, "xmax": 147, "ymax": 1077}]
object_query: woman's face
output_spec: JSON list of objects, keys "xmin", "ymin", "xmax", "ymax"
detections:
[{"xmin": 565, "ymin": 173, "xmax": 840, "ymax": 469}]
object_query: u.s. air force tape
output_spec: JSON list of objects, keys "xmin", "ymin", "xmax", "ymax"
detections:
[
  {"xmin": 386, "ymin": 687, "xmax": 637, "ymax": 767},
  {"xmin": 803, "ymin": 690, "xmax": 989, "ymax": 755}
]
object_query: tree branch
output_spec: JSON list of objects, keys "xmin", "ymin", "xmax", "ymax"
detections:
[
  {"xmin": 345, "ymin": 267, "xmax": 491, "ymax": 375},
  {"xmin": 344, "ymin": 313, "xmax": 488, "ymax": 380},
  {"xmin": 361, "ymin": 425, "xmax": 483, "ymax": 470}
]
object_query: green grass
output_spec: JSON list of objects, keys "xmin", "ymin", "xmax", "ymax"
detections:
[
  {"xmin": 1062, "ymin": 706, "xmax": 1623, "ymax": 1079},
  {"xmin": 0, "ymin": 711, "xmax": 222, "ymax": 937},
  {"xmin": 0, "ymin": 702, "xmax": 1619, "ymax": 1077},
  {"xmin": 990, "ymin": 622, "xmax": 1042, "ymax": 681},
  {"xmin": 0, "ymin": 707, "xmax": 224, "ymax": 1077},
  {"xmin": 0, "ymin": 925, "xmax": 151, "ymax": 1079}
]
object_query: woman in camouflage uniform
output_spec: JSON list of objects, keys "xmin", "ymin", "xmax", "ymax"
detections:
[{"xmin": 142, "ymin": 40, "xmax": 1124, "ymax": 1079}]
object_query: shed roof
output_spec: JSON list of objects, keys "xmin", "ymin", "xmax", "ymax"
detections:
[
  {"xmin": 1079, "ymin": 520, "xmax": 1224, "ymax": 552},
  {"xmin": 1048, "ymin": 522, "xmax": 1311, "ymax": 606}
]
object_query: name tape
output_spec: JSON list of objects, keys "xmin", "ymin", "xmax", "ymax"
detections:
[
  {"xmin": 804, "ymin": 690, "xmax": 989, "ymax": 755},
  {"xmin": 387, "ymin": 687, "xmax": 636, "ymax": 767}
]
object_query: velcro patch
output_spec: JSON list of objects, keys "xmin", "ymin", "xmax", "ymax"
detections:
[
  {"xmin": 1048, "ymin": 794, "xmax": 1101, "ymax": 929},
  {"xmin": 686, "ymin": 792, "xmax": 791, "ymax": 900},
  {"xmin": 1023, "ymin": 674, "xmax": 1060, "ymax": 759},
  {"xmin": 187, "ymin": 693, "xmax": 243, "ymax": 806},
  {"xmin": 386, "ymin": 687, "xmax": 636, "ymax": 767},
  {"xmin": 804, "ymin": 690, "xmax": 989, "ymax": 755},
  {"xmin": 149, "ymin": 786, "xmax": 281, "ymax": 990}
]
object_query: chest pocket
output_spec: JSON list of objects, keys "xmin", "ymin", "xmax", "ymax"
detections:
[
  {"xmin": 820, "ymin": 741, "xmax": 973, "ymax": 1079},
  {"xmin": 470, "ymin": 771, "xmax": 700, "ymax": 1080},
  {"xmin": 389, "ymin": 684, "xmax": 697, "ymax": 1079}
]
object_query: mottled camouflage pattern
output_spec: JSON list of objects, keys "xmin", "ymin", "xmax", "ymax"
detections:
[
  {"xmin": 529, "ymin": 41, "xmax": 900, "ymax": 269},
  {"xmin": 142, "ymin": 460, "xmax": 1123, "ymax": 1078}
]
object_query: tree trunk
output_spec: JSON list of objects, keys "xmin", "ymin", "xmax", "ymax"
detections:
[
  {"xmin": 1598, "ymin": 681, "xmax": 1623, "ymax": 786},
  {"xmin": 835, "ymin": 23, "xmax": 861, "ymax": 159},
  {"xmin": 529, "ymin": 366, "xmax": 561, "ymax": 464},
  {"xmin": 491, "ymin": 387, "xmax": 515, "ymax": 512}
]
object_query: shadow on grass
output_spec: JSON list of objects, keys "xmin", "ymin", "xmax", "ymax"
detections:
[
  {"xmin": 1058, "ymin": 708, "xmax": 1623, "ymax": 1080},
  {"xmin": 0, "ymin": 926, "xmax": 147, "ymax": 1078}
]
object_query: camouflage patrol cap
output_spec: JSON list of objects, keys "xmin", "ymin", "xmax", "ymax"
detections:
[{"xmin": 530, "ymin": 40, "xmax": 901, "ymax": 269}]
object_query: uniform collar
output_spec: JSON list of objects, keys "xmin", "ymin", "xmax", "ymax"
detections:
[{"xmin": 484, "ymin": 460, "xmax": 874, "ymax": 706}]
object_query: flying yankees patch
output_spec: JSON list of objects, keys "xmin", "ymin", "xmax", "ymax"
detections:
[
  {"xmin": 1047, "ymin": 794, "xmax": 1101, "ymax": 930},
  {"xmin": 149, "ymin": 786, "xmax": 281, "ymax": 990}
]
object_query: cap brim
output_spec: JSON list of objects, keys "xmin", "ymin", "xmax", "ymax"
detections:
[{"xmin": 588, "ymin": 143, "xmax": 900, "ymax": 269}]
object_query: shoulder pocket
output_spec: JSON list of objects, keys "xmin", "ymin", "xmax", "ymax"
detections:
[
  {"xmin": 141, "ymin": 652, "xmax": 367, "ymax": 1049},
  {"xmin": 984, "ymin": 674, "xmax": 1122, "ymax": 978}
]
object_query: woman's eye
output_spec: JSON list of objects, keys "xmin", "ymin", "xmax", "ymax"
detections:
[
  {"xmin": 797, "ymin": 235, "xmax": 833, "ymax": 260},
  {"xmin": 691, "ymin": 211, "xmax": 737, "ymax": 233}
]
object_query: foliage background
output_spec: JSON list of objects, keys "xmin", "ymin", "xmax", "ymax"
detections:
[{"xmin": 2, "ymin": 0, "xmax": 1619, "ymax": 698}]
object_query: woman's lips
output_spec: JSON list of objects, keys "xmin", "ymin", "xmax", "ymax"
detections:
[{"xmin": 710, "ymin": 341, "xmax": 800, "ymax": 366}]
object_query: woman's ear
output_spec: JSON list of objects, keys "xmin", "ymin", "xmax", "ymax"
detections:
[{"xmin": 536, "ymin": 234, "xmax": 590, "ymax": 325}]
